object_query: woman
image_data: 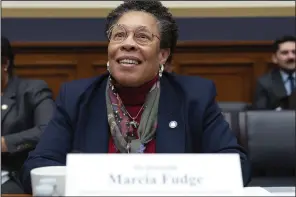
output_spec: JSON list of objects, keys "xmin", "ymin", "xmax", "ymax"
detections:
[
  {"xmin": 20, "ymin": 1, "xmax": 251, "ymax": 193},
  {"xmin": 1, "ymin": 36, "xmax": 55, "ymax": 194}
]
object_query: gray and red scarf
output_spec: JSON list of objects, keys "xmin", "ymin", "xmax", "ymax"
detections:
[{"xmin": 105, "ymin": 77, "xmax": 160, "ymax": 153}]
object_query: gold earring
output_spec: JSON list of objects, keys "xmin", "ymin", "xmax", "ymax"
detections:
[{"xmin": 159, "ymin": 64, "xmax": 164, "ymax": 77}]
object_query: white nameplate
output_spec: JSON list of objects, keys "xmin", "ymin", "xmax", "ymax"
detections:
[{"xmin": 65, "ymin": 154, "xmax": 243, "ymax": 196}]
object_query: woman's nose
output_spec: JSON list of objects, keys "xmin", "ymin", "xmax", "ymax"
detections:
[{"xmin": 120, "ymin": 34, "xmax": 138, "ymax": 51}]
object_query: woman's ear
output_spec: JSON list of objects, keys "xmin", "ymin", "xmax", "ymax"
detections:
[{"xmin": 159, "ymin": 48, "xmax": 170, "ymax": 65}]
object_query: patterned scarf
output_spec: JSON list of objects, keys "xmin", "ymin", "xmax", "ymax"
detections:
[{"xmin": 106, "ymin": 77, "xmax": 160, "ymax": 153}]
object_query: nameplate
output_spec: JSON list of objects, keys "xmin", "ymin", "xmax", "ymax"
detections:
[{"xmin": 65, "ymin": 154, "xmax": 243, "ymax": 196}]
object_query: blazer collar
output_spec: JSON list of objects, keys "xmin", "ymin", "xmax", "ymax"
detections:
[
  {"xmin": 75, "ymin": 73, "xmax": 188, "ymax": 153},
  {"xmin": 1, "ymin": 76, "xmax": 18, "ymax": 122},
  {"xmin": 279, "ymin": 70, "xmax": 296, "ymax": 83}
]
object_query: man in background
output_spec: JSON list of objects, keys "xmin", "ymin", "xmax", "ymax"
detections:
[{"xmin": 252, "ymin": 35, "xmax": 295, "ymax": 110}]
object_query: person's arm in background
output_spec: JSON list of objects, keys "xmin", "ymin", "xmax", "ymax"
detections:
[
  {"xmin": 2, "ymin": 81, "xmax": 54, "ymax": 153},
  {"xmin": 201, "ymin": 82, "xmax": 251, "ymax": 186},
  {"xmin": 20, "ymin": 84, "xmax": 73, "ymax": 194}
]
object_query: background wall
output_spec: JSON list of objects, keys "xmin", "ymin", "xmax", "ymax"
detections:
[
  {"xmin": 2, "ymin": 1, "xmax": 295, "ymax": 41},
  {"xmin": 11, "ymin": 41, "xmax": 274, "ymax": 102},
  {"xmin": 2, "ymin": 17, "xmax": 295, "ymax": 42},
  {"xmin": 2, "ymin": 1, "xmax": 295, "ymax": 102}
]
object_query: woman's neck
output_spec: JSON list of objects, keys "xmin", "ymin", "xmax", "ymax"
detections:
[{"xmin": 114, "ymin": 75, "xmax": 159, "ymax": 106}]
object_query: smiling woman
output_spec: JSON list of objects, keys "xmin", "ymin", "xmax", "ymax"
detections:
[
  {"xmin": 20, "ymin": 1, "xmax": 251, "ymax": 194},
  {"xmin": 106, "ymin": 4, "xmax": 176, "ymax": 87}
]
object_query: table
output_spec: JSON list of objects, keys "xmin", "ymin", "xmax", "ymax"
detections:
[
  {"xmin": 263, "ymin": 187, "xmax": 295, "ymax": 196},
  {"xmin": 2, "ymin": 187, "xmax": 294, "ymax": 196}
]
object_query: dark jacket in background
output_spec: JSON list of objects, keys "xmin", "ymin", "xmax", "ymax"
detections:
[
  {"xmin": 1, "ymin": 76, "xmax": 54, "ymax": 174},
  {"xmin": 252, "ymin": 68, "xmax": 289, "ymax": 110},
  {"xmin": 288, "ymin": 90, "xmax": 296, "ymax": 110}
]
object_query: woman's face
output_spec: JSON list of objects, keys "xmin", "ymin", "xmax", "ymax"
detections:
[{"xmin": 107, "ymin": 11, "xmax": 170, "ymax": 87}]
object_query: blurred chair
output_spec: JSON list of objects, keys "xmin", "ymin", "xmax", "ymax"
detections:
[
  {"xmin": 218, "ymin": 102, "xmax": 250, "ymax": 145},
  {"xmin": 288, "ymin": 90, "xmax": 296, "ymax": 110},
  {"xmin": 222, "ymin": 111, "xmax": 232, "ymax": 128},
  {"xmin": 239, "ymin": 111, "xmax": 295, "ymax": 187},
  {"xmin": 218, "ymin": 102, "xmax": 250, "ymax": 112}
]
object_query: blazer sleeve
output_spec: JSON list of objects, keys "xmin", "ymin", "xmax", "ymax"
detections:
[
  {"xmin": 3, "ymin": 81, "xmax": 54, "ymax": 153},
  {"xmin": 201, "ymin": 82, "xmax": 251, "ymax": 186},
  {"xmin": 20, "ymin": 83, "xmax": 73, "ymax": 194}
]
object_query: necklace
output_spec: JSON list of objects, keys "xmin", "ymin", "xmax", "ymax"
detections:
[
  {"xmin": 115, "ymin": 93, "xmax": 145, "ymax": 129},
  {"xmin": 123, "ymin": 104, "xmax": 145, "ymax": 129},
  {"xmin": 109, "ymin": 80, "xmax": 145, "ymax": 129}
]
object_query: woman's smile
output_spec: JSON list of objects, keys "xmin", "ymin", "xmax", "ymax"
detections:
[{"xmin": 116, "ymin": 56, "xmax": 143, "ymax": 69}]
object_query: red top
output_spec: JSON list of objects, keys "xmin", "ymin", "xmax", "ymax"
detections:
[{"xmin": 108, "ymin": 76, "xmax": 158, "ymax": 153}]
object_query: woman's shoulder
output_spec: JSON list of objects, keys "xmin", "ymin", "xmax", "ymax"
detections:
[
  {"xmin": 18, "ymin": 77, "xmax": 49, "ymax": 89},
  {"xmin": 9, "ymin": 77, "xmax": 53, "ymax": 104},
  {"xmin": 165, "ymin": 72, "xmax": 216, "ymax": 102},
  {"xmin": 59, "ymin": 73, "xmax": 108, "ymax": 92},
  {"xmin": 10, "ymin": 77, "xmax": 50, "ymax": 94},
  {"xmin": 166, "ymin": 72, "xmax": 214, "ymax": 89}
]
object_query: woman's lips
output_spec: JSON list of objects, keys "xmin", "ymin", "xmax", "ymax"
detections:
[{"xmin": 118, "ymin": 61, "xmax": 139, "ymax": 69}]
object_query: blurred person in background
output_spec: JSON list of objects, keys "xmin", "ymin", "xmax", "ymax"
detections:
[
  {"xmin": 252, "ymin": 35, "xmax": 295, "ymax": 110},
  {"xmin": 1, "ymin": 36, "xmax": 55, "ymax": 194}
]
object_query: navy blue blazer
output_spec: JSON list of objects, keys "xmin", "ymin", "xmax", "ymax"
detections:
[{"xmin": 20, "ymin": 72, "xmax": 251, "ymax": 193}]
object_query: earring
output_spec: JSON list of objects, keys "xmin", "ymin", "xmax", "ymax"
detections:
[
  {"xmin": 4, "ymin": 68, "xmax": 7, "ymax": 72},
  {"xmin": 159, "ymin": 64, "xmax": 164, "ymax": 77},
  {"xmin": 106, "ymin": 61, "xmax": 110, "ymax": 73}
]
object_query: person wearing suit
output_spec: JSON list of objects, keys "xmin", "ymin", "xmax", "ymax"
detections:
[
  {"xmin": 20, "ymin": 1, "xmax": 251, "ymax": 193},
  {"xmin": 252, "ymin": 35, "xmax": 296, "ymax": 110},
  {"xmin": 288, "ymin": 89, "xmax": 296, "ymax": 109},
  {"xmin": 1, "ymin": 36, "xmax": 55, "ymax": 194}
]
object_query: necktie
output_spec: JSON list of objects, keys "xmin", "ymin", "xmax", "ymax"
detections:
[{"xmin": 288, "ymin": 74, "xmax": 295, "ymax": 92}]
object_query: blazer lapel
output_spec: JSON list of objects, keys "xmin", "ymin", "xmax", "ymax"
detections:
[
  {"xmin": 156, "ymin": 74, "xmax": 186, "ymax": 153},
  {"xmin": 75, "ymin": 75, "xmax": 109, "ymax": 153},
  {"xmin": 1, "ymin": 97, "xmax": 15, "ymax": 123},
  {"xmin": 272, "ymin": 69, "xmax": 287, "ymax": 98},
  {"xmin": 1, "ymin": 77, "xmax": 18, "ymax": 123}
]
